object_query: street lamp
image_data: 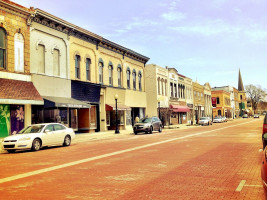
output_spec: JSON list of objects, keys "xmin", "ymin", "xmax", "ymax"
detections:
[
  {"xmin": 114, "ymin": 94, "xmax": 120, "ymax": 134},
  {"xmin": 157, "ymin": 98, "xmax": 161, "ymax": 120}
]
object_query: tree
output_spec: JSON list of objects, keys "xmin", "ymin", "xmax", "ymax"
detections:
[{"xmin": 245, "ymin": 84, "xmax": 267, "ymax": 112}]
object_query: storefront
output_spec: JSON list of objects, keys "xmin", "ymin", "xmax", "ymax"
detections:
[
  {"xmin": 32, "ymin": 96, "xmax": 91, "ymax": 131},
  {"xmin": 71, "ymin": 80, "xmax": 101, "ymax": 132},
  {"xmin": 0, "ymin": 78, "xmax": 43, "ymax": 138},
  {"xmin": 106, "ymin": 104, "xmax": 131, "ymax": 130},
  {"xmin": 170, "ymin": 104, "xmax": 190, "ymax": 125}
]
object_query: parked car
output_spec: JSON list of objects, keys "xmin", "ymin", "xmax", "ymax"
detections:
[
  {"xmin": 262, "ymin": 113, "xmax": 267, "ymax": 149},
  {"xmin": 133, "ymin": 117, "xmax": 162, "ymax": 135},
  {"xmin": 221, "ymin": 116, "xmax": 227, "ymax": 122},
  {"xmin": 261, "ymin": 146, "xmax": 267, "ymax": 196},
  {"xmin": 254, "ymin": 114, "xmax": 260, "ymax": 118},
  {"xmin": 2, "ymin": 123, "xmax": 75, "ymax": 153},
  {"xmin": 198, "ymin": 117, "xmax": 213, "ymax": 126},
  {"xmin": 213, "ymin": 116, "xmax": 223, "ymax": 123},
  {"xmin": 243, "ymin": 114, "xmax": 248, "ymax": 118}
]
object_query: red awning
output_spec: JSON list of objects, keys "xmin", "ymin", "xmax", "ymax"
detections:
[
  {"xmin": 106, "ymin": 104, "xmax": 131, "ymax": 111},
  {"xmin": 170, "ymin": 104, "xmax": 190, "ymax": 113}
]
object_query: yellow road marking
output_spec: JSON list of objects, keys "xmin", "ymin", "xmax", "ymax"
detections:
[{"xmin": 236, "ymin": 180, "xmax": 246, "ymax": 192}]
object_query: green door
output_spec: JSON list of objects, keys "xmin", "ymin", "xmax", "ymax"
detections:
[{"xmin": 0, "ymin": 104, "xmax": 10, "ymax": 138}]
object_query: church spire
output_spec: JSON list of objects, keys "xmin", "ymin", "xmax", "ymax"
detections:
[{"xmin": 238, "ymin": 69, "xmax": 244, "ymax": 91}]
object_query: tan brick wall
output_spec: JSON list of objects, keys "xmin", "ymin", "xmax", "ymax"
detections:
[{"xmin": 0, "ymin": 7, "xmax": 30, "ymax": 74}]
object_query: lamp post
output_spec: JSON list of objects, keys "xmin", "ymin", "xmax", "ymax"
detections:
[
  {"xmin": 157, "ymin": 98, "xmax": 161, "ymax": 120},
  {"xmin": 114, "ymin": 94, "xmax": 120, "ymax": 134}
]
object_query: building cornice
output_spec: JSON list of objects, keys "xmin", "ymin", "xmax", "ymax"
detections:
[
  {"xmin": 0, "ymin": 0, "xmax": 32, "ymax": 16},
  {"xmin": 33, "ymin": 8, "xmax": 150, "ymax": 64}
]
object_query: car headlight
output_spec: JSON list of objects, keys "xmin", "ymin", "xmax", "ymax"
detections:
[{"xmin": 18, "ymin": 137, "xmax": 31, "ymax": 141}]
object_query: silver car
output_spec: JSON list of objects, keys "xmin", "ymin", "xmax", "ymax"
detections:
[
  {"xmin": 2, "ymin": 123, "xmax": 75, "ymax": 153},
  {"xmin": 198, "ymin": 117, "xmax": 213, "ymax": 126},
  {"xmin": 133, "ymin": 117, "xmax": 162, "ymax": 135},
  {"xmin": 213, "ymin": 116, "xmax": 223, "ymax": 123}
]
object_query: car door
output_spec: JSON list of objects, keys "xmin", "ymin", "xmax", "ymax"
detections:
[
  {"xmin": 152, "ymin": 117, "xmax": 159, "ymax": 130},
  {"xmin": 43, "ymin": 124, "xmax": 55, "ymax": 146},
  {"xmin": 53, "ymin": 124, "xmax": 67, "ymax": 144}
]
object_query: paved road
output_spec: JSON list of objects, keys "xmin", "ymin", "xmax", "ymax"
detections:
[{"xmin": 0, "ymin": 118, "xmax": 264, "ymax": 200}]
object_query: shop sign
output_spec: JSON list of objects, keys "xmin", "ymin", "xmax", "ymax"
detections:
[{"xmin": 212, "ymin": 97, "xmax": 216, "ymax": 107}]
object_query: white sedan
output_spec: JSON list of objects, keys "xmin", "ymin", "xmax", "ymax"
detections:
[{"xmin": 2, "ymin": 123, "xmax": 75, "ymax": 153}]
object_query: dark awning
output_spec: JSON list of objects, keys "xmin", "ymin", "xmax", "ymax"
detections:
[
  {"xmin": 0, "ymin": 78, "xmax": 43, "ymax": 105},
  {"xmin": 43, "ymin": 96, "xmax": 91, "ymax": 108},
  {"xmin": 106, "ymin": 104, "xmax": 131, "ymax": 111},
  {"xmin": 71, "ymin": 80, "xmax": 101, "ymax": 104},
  {"xmin": 170, "ymin": 104, "xmax": 190, "ymax": 113}
]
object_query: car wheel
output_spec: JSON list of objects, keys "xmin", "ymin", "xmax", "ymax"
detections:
[
  {"xmin": 31, "ymin": 139, "xmax": 41, "ymax": 151},
  {"xmin": 149, "ymin": 126, "xmax": 153, "ymax": 134},
  {"xmin": 63, "ymin": 135, "xmax": 71, "ymax": 146},
  {"xmin": 159, "ymin": 125, "xmax": 162, "ymax": 133},
  {"xmin": 7, "ymin": 149, "xmax": 16, "ymax": 153}
]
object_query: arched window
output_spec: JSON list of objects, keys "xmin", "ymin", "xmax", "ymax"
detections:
[
  {"xmin": 99, "ymin": 62, "xmax": 104, "ymax": 84},
  {"xmin": 117, "ymin": 65, "xmax": 122, "ymax": 87},
  {"xmin": 138, "ymin": 71, "xmax": 142, "ymax": 91},
  {"xmin": 86, "ymin": 58, "xmax": 91, "ymax": 81},
  {"xmin": 0, "ymin": 28, "xmax": 6, "ymax": 69},
  {"xmin": 37, "ymin": 44, "xmax": 45, "ymax": 73},
  {"xmin": 53, "ymin": 48, "xmax": 60, "ymax": 76},
  {"xmin": 14, "ymin": 33, "xmax": 24, "ymax": 72},
  {"xmin": 218, "ymin": 110, "xmax": 222, "ymax": 116},
  {"xmin": 127, "ymin": 68, "xmax": 131, "ymax": 89},
  {"xmin": 132, "ymin": 70, "xmax": 136, "ymax": 90},
  {"xmin": 75, "ymin": 55, "xmax": 80, "ymax": 79},
  {"xmin": 108, "ymin": 65, "xmax": 113, "ymax": 86}
]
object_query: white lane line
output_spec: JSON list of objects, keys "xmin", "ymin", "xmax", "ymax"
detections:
[
  {"xmin": 0, "ymin": 120, "xmax": 255, "ymax": 184},
  {"xmin": 236, "ymin": 180, "xmax": 246, "ymax": 192}
]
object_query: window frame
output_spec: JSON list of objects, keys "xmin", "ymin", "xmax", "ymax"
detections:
[
  {"xmin": 86, "ymin": 58, "xmax": 91, "ymax": 81},
  {"xmin": 0, "ymin": 27, "xmax": 6, "ymax": 69},
  {"xmin": 99, "ymin": 62, "xmax": 104, "ymax": 84},
  {"xmin": 75, "ymin": 54, "xmax": 81, "ymax": 79}
]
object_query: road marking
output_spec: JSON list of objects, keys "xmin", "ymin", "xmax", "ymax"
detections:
[
  {"xmin": 0, "ymin": 120, "xmax": 256, "ymax": 184},
  {"xmin": 236, "ymin": 180, "xmax": 246, "ymax": 192}
]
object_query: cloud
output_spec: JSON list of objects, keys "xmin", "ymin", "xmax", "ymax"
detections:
[{"xmin": 161, "ymin": 11, "xmax": 185, "ymax": 21}]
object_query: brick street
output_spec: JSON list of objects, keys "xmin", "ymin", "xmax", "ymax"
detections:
[{"xmin": 0, "ymin": 118, "xmax": 265, "ymax": 200}]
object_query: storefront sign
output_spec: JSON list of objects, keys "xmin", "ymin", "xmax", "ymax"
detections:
[{"xmin": 212, "ymin": 97, "xmax": 217, "ymax": 107}]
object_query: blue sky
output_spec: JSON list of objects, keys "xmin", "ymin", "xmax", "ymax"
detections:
[{"xmin": 13, "ymin": 0, "xmax": 267, "ymax": 90}]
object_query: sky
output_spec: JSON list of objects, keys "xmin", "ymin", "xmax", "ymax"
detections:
[{"xmin": 12, "ymin": 0, "xmax": 267, "ymax": 90}]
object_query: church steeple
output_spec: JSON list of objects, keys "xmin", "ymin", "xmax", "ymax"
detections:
[{"xmin": 238, "ymin": 69, "xmax": 244, "ymax": 91}]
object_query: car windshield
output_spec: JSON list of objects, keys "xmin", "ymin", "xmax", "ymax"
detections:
[
  {"xmin": 18, "ymin": 125, "xmax": 45, "ymax": 134},
  {"xmin": 140, "ymin": 118, "xmax": 152, "ymax": 123},
  {"xmin": 200, "ymin": 117, "xmax": 209, "ymax": 120}
]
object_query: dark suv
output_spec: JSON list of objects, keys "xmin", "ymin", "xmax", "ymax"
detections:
[
  {"xmin": 262, "ymin": 113, "xmax": 267, "ymax": 149},
  {"xmin": 133, "ymin": 117, "xmax": 162, "ymax": 135}
]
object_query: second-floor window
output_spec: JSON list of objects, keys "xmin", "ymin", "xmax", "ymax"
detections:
[
  {"xmin": 14, "ymin": 33, "xmax": 24, "ymax": 72},
  {"xmin": 53, "ymin": 49, "xmax": 60, "ymax": 76},
  {"xmin": 75, "ymin": 55, "xmax": 80, "ymax": 79},
  {"xmin": 109, "ymin": 65, "xmax": 113, "ymax": 86},
  {"xmin": 139, "ymin": 73, "xmax": 142, "ymax": 91},
  {"xmin": 133, "ymin": 71, "xmax": 136, "ymax": 90},
  {"xmin": 217, "ymin": 97, "xmax": 220, "ymax": 104},
  {"xmin": 117, "ymin": 66, "xmax": 122, "ymax": 87},
  {"xmin": 0, "ymin": 27, "xmax": 6, "ymax": 69},
  {"xmin": 86, "ymin": 58, "xmax": 91, "ymax": 81},
  {"xmin": 170, "ymin": 82, "xmax": 173, "ymax": 97},
  {"xmin": 99, "ymin": 62, "xmax": 103, "ymax": 84},
  {"xmin": 127, "ymin": 69, "xmax": 130, "ymax": 89},
  {"xmin": 174, "ymin": 83, "xmax": 177, "ymax": 97},
  {"xmin": 37, "ymin": 44, "xmax": 45, "ymax": 74}
]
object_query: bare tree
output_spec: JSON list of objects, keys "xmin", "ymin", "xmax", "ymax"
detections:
[{"xmin": 245, "ymin": 84, "xmax": 267, "ymax": 112}]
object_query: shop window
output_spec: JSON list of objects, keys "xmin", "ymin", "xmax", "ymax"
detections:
[
  {"xmin": 86, "ymin": 58, "xmax": 91, "ymax": 81},
  {"xmin": 109, "ymin": 65, "xmax": 113, "ymax": 86},
  {"xmin": 14, "ymin": 33, "xmax": 24, "ymax": 72},
  {"xmin": 117, "ymin": 66, "xmax": 122, "ymax": 87},
  {"xmin": 90, "ymin": 106, "xmax": 97, "ymax": 129},
  {"xmin": 99, "ymin": 62, "xmax": 104, "ymax": 84},
  {"xmin": 133, "ymin": 71, "xmax": 136, "ymax": 90},
  {"xmin": 0, "ymin": 104, "xmax": 10, "ymax": 137},
  {"xmin": 37, "ymin": 44, "xmax": 45, "ymax": 73},
  {"xmin": 10, "ymin": 105, "xmax": 24, "ymax": 135},
  {"xmin": 106, "ymin": 111, "xmax": 110, "ymax": 126},
  {"xmin": 127, "ymin": 69, "xmax": 130, "ymax": 89},
  {"xmin": 53, "ymin": 49, "xmax": 60, "ymax": 76},
  {"xmin": 75, "ymin": 55, "xmax": 80, "ymax": 79},
  {"xmin": 0, "ymin": 28, "xmax": 6, "ymax": 69}
]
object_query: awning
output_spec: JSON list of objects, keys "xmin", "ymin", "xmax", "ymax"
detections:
[
  {"xmin": 43, "ymin": 96, "xmax": 91, "ymax": 108},
  {"xmin": 170, "ymin": 104, "xmax": 190, "ymax": 112},
  {"xmin": 106, "ymin": 104, "xmax": 131, "ymax": 111},
  {"xmin": 0, "ymin": 78, "xmax": 43, "ymax": 105}
]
